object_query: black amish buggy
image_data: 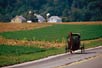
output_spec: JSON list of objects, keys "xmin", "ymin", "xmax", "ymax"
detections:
[{"xmin": 65, "ymin": 32, "xmax": 85, "ymax": 54}]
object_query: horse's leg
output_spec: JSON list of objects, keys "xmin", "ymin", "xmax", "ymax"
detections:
[{"xmin": 69, "ymin": 49, "xmax": 73, "ymax": 54}]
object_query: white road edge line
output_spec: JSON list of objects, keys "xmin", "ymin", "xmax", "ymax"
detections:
[{"xmin": 2, "ymin": 46, "xmax": 102, "ymax": 68}]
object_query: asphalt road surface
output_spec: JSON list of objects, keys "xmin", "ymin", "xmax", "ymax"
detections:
[
  {"xmin": 57, "ymin": 55, "xmax": 102, "ymax": 68},
  {"xmin": 3, "ymin": 46, "xmax": 102, "ymax": 68}
]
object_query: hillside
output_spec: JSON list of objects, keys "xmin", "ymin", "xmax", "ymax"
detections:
[{"xmin": 0, "ymin": 0, "xmax": 102, "ymax": 22}]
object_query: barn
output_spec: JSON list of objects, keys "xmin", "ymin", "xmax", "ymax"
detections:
[
  {"xmin": 48, "ymin": 16, "xmax": 62, "ymax": 23},
  {"xmin": 11, "ymin": 16, "xmax": 26, "ymax": 23},
  {"xmin": 34, "ymin": 14, "xmax": 45, "ymax": 23}
]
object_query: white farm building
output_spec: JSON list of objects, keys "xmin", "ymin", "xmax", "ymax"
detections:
[
  {"xmin": 11, "ymin": 16, "xmax": 26, "ymax": 23},
  {"xmin": 48, "ymin": 16, "xmax": 62, "ymax": 23}
]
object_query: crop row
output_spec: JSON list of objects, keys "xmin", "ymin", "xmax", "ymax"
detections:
[{"xmin": 0, "ymin": 24, "xmax": 102, "ymax": 42}]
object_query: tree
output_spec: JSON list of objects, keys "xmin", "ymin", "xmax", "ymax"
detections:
[{"xmin": 0, "ymin": 0, "xmax": 102, "ymax": 22}]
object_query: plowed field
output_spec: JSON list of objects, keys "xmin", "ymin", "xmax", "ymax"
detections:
[{"xmin": 0, "ymin": 23, "xmax": 52, "ymax": 32}]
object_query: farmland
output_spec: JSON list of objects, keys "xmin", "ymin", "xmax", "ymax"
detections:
[
  {"xmin": 0, "ymin": 23, "xmax": 52, "ymax": 32},
  {"xmin": 0, "ymin": 24, "xmax": 102, "ymax": 42},
  {"xmin": 0, "ymin": 22, "xmax": 102, "ymax": 67},
  {"xmin": 0, "ymin": 44, "xmax": 64, "ymax": 66}
]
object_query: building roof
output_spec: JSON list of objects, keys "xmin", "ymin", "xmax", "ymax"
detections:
[
  {"xmin": 11, "ymin": 15, "xmax": 26, "ymax": 23},
  {"xmin": 34, "ymin": 14, "xmax": 45, "ymax": 23},
  {"xmin": 49, "ymin": 16, "xmax": 61, "ymax": 20},
  {"xmin": 16, "ymin": 16, "xmax": 26, "ymax": 21},
  {"xmin": 48, "ymin": 16, "xmax": 62, "ymax": 23}
]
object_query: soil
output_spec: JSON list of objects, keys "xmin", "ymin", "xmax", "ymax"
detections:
[{"xmin": 0, "ymin": 23, "xmax": 52, "ymax": 33}]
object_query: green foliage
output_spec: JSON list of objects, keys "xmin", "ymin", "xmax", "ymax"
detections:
[
  {"xmin": 0, "ymin": 0, "xmax": 102, "ymax": 22},
  {"xmin": 0, "ymin": 24, "xmax": 102, "ymax": 42}
]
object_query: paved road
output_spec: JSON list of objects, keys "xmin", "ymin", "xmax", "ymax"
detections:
[
  {"xmin": 3, "ymin": 46, "xmax": 102, "ymax": 68},
  {"xmin": 57, "ymin": 55, "xmax": 102, "ymax": 68}
]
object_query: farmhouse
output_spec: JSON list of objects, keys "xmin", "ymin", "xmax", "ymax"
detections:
[
  {"xmin": 48, "ymin": 16, "xmax": 62, "ymax": 23},
  {"xmin": 11, "ymin": 16, "xmax": 26, "ymax": 23}
]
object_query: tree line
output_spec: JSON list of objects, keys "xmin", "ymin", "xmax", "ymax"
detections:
[{"xmin": 0, "ymin": 0, "xmax": 102, "ymax": 22}]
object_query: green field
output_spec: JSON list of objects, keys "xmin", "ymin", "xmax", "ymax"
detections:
[
  {"xmin": 0, "ymin": 44, "xmax": 64, "ymax": 66},
  {"xmin": 0, "ymin": 44, "xmax": 46, "ymax": 56},
  {"xmin": 0, "ymin": 24, "xmax": 102, "ymax": 42}
]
